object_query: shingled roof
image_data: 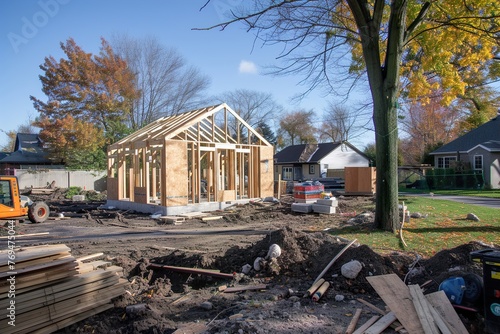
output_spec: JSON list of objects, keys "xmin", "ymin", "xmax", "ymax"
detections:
[
  {"xmin": 0, "ymin": 133, "xmax": 52, "ymax": 164},
  {"xmin": 430, "ymin": 113, "xmax": 500, "ymax": 155}
]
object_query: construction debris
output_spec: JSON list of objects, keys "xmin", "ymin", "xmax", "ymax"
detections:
[{"xmin": 364, "ymin": 273, "xmax": 469, "ymax": 334}]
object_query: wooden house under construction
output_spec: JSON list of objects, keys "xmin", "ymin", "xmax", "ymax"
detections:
[{"xmin": 106, "ymin": 104, "xmax": 274, "ymax": 215}]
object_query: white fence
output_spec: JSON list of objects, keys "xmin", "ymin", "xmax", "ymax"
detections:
[{"xmin": 14, "ymin": 169, "xmax": 107, "ymax": 191}]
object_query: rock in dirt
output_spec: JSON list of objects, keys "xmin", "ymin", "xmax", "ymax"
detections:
[{"xmin": 341, "ymin": 260, "xmax": 363, "ymax": 279}]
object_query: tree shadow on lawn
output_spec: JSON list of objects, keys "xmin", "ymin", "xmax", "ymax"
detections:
[{"xmin": 405, "ymin": 225, "xmax": 500, "ymax": 233}]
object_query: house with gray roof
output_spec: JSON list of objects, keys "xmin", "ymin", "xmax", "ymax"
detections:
[
  {"xmin": 274, "ymin": 141, "xmax": 370, "ymax": 181},
  {"xmin": 0, "ymin": 133, "xmax": 55, "ymax": 174},
  {"xmin": 429, "ymin": 112, "xmax": 500, "ymax": 189}
]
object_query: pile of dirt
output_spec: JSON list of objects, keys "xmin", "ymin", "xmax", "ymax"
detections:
[
  {"xmin": 55, "ymin": 225, "xmax": 495, "ymax": 334},
  {"xmin": 12, "ymin": 194, "xmax": 493, "ymax": 333}
]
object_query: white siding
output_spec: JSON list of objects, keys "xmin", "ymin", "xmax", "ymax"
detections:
[{"xmin": 319, "ymin": 145, "xmax": 369, "ymax": 174}]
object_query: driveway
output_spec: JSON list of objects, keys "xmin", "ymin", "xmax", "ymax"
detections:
[{"xmin": 402, "ymin": 193, "xmax": 500, "ymax": 209}]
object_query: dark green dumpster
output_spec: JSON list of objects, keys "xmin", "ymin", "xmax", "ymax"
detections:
[{"xmin": 470, "ymin": 249, "xmax": 500, "ymax": 334}]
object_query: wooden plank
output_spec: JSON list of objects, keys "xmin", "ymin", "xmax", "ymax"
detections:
[
  {"xmin": 408, "ymin": 284, "xmax": 440, "ymax": 334},
  {"xmin": 0, "ymin": 282, "xmax": 126, "ymax": 333},
  {"xmin": 345, "ymin": 308, "xmax": 362, "ymax": 334},
  {"xmin": 427, "ymin": 303, "xmax": 454, "ymax": 334},
  {"xmin": 0, "ymin": 244, "xmax": 70, "ymax": 265},
  {"xmin": 0, "ymin": 270, "xmax": 115, "ymax": 307},
  {"xmin": 0, "ymin": 257, "xmax": 75, "ymax": 278},
  {"xmin": 0, "ymin": 232, "xmax": 50, "ymax": 239},
  {"xmin": 223, "ymin": 284, "xmax": 267, "ymax": 293},
  {"xmin": 364, "ymin": 311, "xmax": 398, "ymax": 334},
  {"xmin": 0, "ymin": 253, "xmax": 70, "ymax": 273},
  {"xmin": 426, "ymin": 291, "xmax": 469, "ymax": 334},
  {"xmin": 178, "ymin": 212, "xmax": 208, "ymax": 218},
  {"xmin": 201, "ymin": 215, "xmax": 223, "ymax": 221},
  {"xmin": 0, "ymin": 264, "xmax": 79, "ymax": 294},
  {"xmin": 314, "ymin": 238, "xmax": 357, "ymax": 284},
  {"xmin": 366, "ymin": 274, "xmax": 425, "ymax": 334},
  {"xmin": 352, "ymin": 316, "xmax": 380, "ymax": 334},
  {"xmin": 76, "ymin": 253, "xmax": 104, "ymax": 262},
  {"xmin": 1, "ymin": 275, "xmax": 119, "ymax": 314},
  {"xmin": 88, "ymin": 260, "xmax": 111, "ymax": 269},
  {"xmin": 30, "ymin": 304, "xmax": 113, "ymax": 334}
]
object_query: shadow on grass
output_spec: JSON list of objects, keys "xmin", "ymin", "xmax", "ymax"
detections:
[{"xmin": 405, "ymin": 225, "xmax": 500, "ymax": 233}]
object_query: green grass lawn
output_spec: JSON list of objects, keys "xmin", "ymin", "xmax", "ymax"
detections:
[
  {"xmin": 329, "ymin": 195, "xmax": 500, "ymax": 257},
  {"xmin": 399, "ymin": 186, "xmax": 500, "ymax": 198}
]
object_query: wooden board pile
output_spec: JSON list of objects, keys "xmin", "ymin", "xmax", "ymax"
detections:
[
  {"xmin": 345, "ymin": 273, "xmax": 469, "ymax": 334},
  {"xmin": 0, "ymin": 244, "xmax": 127, "ymax": 334}
]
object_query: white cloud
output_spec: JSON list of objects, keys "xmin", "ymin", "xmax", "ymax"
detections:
[{"xmin": 239, "ymin": 60, "xmax": 258, "ymax": 74}]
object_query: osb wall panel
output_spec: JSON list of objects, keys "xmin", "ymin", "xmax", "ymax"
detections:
[
  {"xmin": 134, "ymin": 186, "xmax": 148, "ymax": 204},
  {"xmin": 345, "ymin": 167, "xmax": 376, "ymax": 194},
  {"xmin": 165, "ymin": 140, "xmax": 188, "ymax": 206},
  {"xmin": 107, "ymin": 177, "xmax": 118, "ymax": 200},
  {"xmin": 259, "ymin": 146, "xmax": 274, "ymax": 197},
  {"xmin": 218, "ymin": 190, "xmax": 236, "ymax": 202}
]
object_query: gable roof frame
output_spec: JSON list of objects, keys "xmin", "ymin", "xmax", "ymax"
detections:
[{"xmin": 109, "ymin": 103, "xmax": 272, "ymax": 151}]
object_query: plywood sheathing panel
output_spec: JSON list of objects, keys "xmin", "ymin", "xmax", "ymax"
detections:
[
  {"xmin": 345, "ymin": 167, "xmax": 376, "ymax": 195},
  {"xmin": 134, "ymin": 186, "xmax": 148, "ymax": 204},
  {"xmin": 164, "ymin": 140, "xmax": 188, "ymax": 206},
  {"xmin": 107, "ymin": 178, "xmax": 118, "ymax": 200},
  {"xmin": 259, "ymin": 146, "xmax": 274, "ymax": 198}
]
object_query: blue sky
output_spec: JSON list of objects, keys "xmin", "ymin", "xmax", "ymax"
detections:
[{"xmin": 0, "ymin": 0, "xmax": 374, "ymax": 149}]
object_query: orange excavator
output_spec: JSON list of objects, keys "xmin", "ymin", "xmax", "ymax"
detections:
[{"xmin": 0, "ymin": 175, "xmax": 50, "ymax": 223}]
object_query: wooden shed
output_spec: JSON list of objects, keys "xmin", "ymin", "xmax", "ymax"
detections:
[{"xmin": 106, "ymin": 104, "xmax": 274, "ymax": 214}]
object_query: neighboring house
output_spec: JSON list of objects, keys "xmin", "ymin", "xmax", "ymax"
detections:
[
  {"xmin": 0, "ymin": 133, "xmax": 56, "ymax": 175},
  {"xmin": 274, "ymin": 141, "xmax": 370, "ymax": 181},
  {"xmin": 106, "ymin": 104, "xmax": 274, "ymax": 215},
  {"xmin": 429, "ymin": 112, "xmax": 500, "ymax": 189}
]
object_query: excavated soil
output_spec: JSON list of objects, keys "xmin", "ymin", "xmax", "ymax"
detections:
[{"xmin": 4, "ymin": 191, "xmax": 498, "ymax": 334}]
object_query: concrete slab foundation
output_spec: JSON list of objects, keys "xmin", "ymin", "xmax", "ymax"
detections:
[{"xmin": 105, "ymin": 198, "xmax": 258, "ymax": 216}]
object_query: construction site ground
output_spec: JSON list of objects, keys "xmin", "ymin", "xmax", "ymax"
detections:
[{"xmin": 4, "ymin": 191, "xmax": 496, "ymax": 334}]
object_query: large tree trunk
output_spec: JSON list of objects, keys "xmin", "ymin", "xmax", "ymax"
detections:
[
  {"xmin": 348, "ymin": 0, "xmax": 407, "ymax": 231},
  {"xmin": 373, "ymin": 101, "xmax": 400, "ymax": 232}
]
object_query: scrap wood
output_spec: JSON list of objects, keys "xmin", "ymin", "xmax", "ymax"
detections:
[
  {"xmin": 352, "ymin": 316, "xmax": 380, "ymax": 334},
  {"xmin": 0, "ymin": 232, "xmax": 49, "ymax": 239},
  {"xmin": 408, "ymin": 284, "xmax": 440, "ymax": 334},
  {"xmin": 355, "ymin": 298, "xmax": 407, "ymax": 333},
  {"xmin": 356, "ymin": 298, "xmax": 387, "ymax": 315},
  {"xmin": 313, "ymin": 238, "xmax": 358, "ymax": 284},
  {"xmin": 76, "ymin": 253, "xmax": 104, "ymax": 262},
  {"xmin": 425, "ymin": 290, "xmax": 469, "ymax": 334},
  {"xmin": 178, "ymin": 212, "xmax": 208, "ymax": 218},
  {"xmin": 366, "ymin": 274, "xmax": 425, "ymax": 334},
  {"xmin": 149, "ymin": 245, "xmax": 207, "ymax": 254},
  {"xmin": 345, "ymin": 308, "xmax": 362, "ymax": 334},
  {"xmin": 148, "ymin": 263, "xmax": 235, "ymax": 279},
  {"xmin": 201, "ymin": 215, "xmax": 223, "ymax": 221},
  {"xmin": 364, "ymin": 311, "xmax": 398, "ymax": 334},
  {"xmin": 427, "ymin": 303, "xmax": 454, "ymax": 334},
  {"xmin": 223, "ymin": 284, "xmax": 267, "ymax": 293}
]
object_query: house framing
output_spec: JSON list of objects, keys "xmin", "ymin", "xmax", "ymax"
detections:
[{"xmin": 106, "ymin": 104, "xmax": 274, "ymax": 214}]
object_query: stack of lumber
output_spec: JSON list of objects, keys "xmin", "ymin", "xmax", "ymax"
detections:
[
  {"xmin": 348, "ymin": 273, "xmax": 469, "ymax": 334},
  {"xmin": 0, "ymin": 244, "xmax": 127, "ymax": 334}
]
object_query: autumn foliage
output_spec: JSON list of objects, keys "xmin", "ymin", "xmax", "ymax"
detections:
[{"xmin": 31, "ymin": 38, "xmax": 139, "ymax": 168}]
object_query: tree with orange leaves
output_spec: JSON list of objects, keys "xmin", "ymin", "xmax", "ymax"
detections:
[{"xmin": 31, "ymin": 38, "xmax": 139, "ymax": 168}]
